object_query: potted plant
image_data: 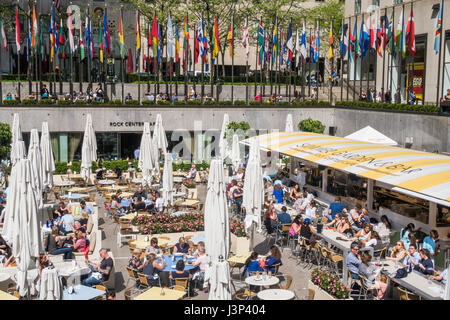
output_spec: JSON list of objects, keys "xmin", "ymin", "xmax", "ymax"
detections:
[
  {"xmin": 229, "ymin": 217, "xmax": 250, "ymax": 255},
  {"xmin": 308, "ymin": 268, "xmax": 351, "ymax": 300}
]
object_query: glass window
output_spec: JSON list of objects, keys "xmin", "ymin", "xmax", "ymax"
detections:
[
  {"xmin": 97, "ymin": 133, "xmax": 119, "ymax": 161},
  {"xmin": 394, "ymin": 0, "xmax": 403, "ymax": 4},
  {"xmin": 372, "ymin": 0, "xmax": 380, "ymax": 6},
  {"xmin": 443, "ymin": 32, "xmax": 450, "ymax": 99},
  {"xmin": 437, "ymin": 205, "xmax": 450, "ymax": 227}
]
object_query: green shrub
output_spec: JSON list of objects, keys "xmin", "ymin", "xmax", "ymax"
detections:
[
  {"xmin": 2, "ymin": 100, "xmax": 18, "ymax": 105},
  {"xmin": 277, "ymin": 101, "xmax": 290, "ymax": 105},
  {"xmin": 218, "ymin": 100, "xmax": 232, "ymax": 105},
  {"xmin": 233, "ymin": 100, "xmax": 246, "ymax": 105},
  {"xmin": 298, "ymin": 118, "xmax": 325, "ymax": 133},
  {"xmin": 91, "ymin": 161, "xmax": 98, "ymax": 172},
  {"xmin": 75, "ymin": 100, "xmax": 87, "ymax": 105},
  {"xmin": 125, "ymin": 99, "xmax": 140, "ymax": 105},
  {"xmin": 38, "ymin": 98, "xmax": 53, "ymax": 104},
  {"xmin": 54, "ymin": 162, "xmax": 68, "ymax": 174},
  {"xmin": 90, "ymin": 100, "xmax": 104, "ymax": 105},
  {"xmin": 335, "ymin": 101, "xmax": 439, "ymax": 113},
  {"xmin": 22, "ymin": 99, "xmax": 37, "ymax": 105},
  {"xmin": 249, "ymin": 101, "xmax": 261, "ymax": 105},
  {"xmin": 110, "ymin": 99, "xmax": 122, "ymax": 105},
  {"xmin": 187, "ymin": 100, "xmax": 201, "ymax": 105},
  {"xmin": 173, "ymin": 100, "xmax": 185, "ymax": 105},
  {"xmin": 203, "ymin": 100, "xmax": 215, "ymax": 105},
  {"xmin": 157, "ymin": 100, "xmax": 170, "ymax": 105},
  {"xmin": 142, "ymin": 100, "xmax": 155, "ymax": 105},
  {"xmin": 70, "ymin": 161, "xmax": 81, "ymax": 173},
  {"xmin": 57, "ymin": 100, "xmax": 71, "ymax": 105},
  {"xmin": 103, "ymin": 160, "xmax": 129, "ymax": 171}
]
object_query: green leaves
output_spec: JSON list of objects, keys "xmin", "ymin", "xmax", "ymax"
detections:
[
  {"xmin": 0, "ymin": 122, "xmax": 11, "ymax": 161},
  {"xmin": 335, "ymin": 101, "xmax": 440, "ymax": 114},
  {"xmin": 298, "ymin": 118, "xmax": 325, "ymax": 133}
]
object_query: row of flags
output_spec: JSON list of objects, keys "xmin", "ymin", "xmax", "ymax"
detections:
[{"xmin": 1, "ymin": 2, "xmax": 444, "ymax": 70}]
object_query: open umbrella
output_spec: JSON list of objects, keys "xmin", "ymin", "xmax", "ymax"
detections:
[
  {"xmin": 219, "ymin": 113, "xmax": 230, "ymax": 159},
  {"xmin": 10, "ymin": 113, "xmax": 23, "ymax": 166},
  {"xmin": 162, "ymin": 153, "xmax": 173, "ymax": 207},
  {"xmin": 285, "ymin": 113, "xmax": 294, "ymax": 132},
  {"xmin": 40, "ymin": 122, "xmax": 55, "ymax": 190},
  {"xmin": 243, "ymin": 138, "xmax": 264, "ymax": 250},
  {"xmin": 204, "ymin": 158, "xmax": 231, "ymax": 300},
  {"xmin": 80, "ymin": 114, "xmax": 97, "ymax": 183},
  {"xmin": 138, "ymin": 122, "xmax": 154, "ymax": 187},
  {"xmin": 230, "ymin": 134, "xmax": 240, "ymax": 172},
  {"xmin": 28, "ymin": 129, "xmax": 43, "ymax": 209},
  {"xmin": 2, "ymin": 159, "xmax": 42, "ymax": 297}
]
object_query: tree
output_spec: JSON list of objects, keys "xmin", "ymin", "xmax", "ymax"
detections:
[
  {"xmin": 297, "ymin": 118, "xmax": 325, "ymax": 133},
  {"xmin": 0, "ymin": 123, "xmax": 11, "ymax": 161}
]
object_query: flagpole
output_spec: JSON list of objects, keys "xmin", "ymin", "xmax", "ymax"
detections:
[
  {"xmin": 359, "ymin": 13, "xmax": 364, "ymax": 99},
  {"xmin": 156, "ymin": 22, "xmax": 160, "ymax": 96},
  {"xmin": 153, "ymin": 17, "xmax": 157, "ymax": 104},
  {"xmin": 245, "ymin": 16, "xmax": 249, "ymax": 105},
  {"xmin": 200, "ymin": 16, "xmax": 204, "ymax": 104},
  {"xmin": 269, "ymin": 22, "xmax": 273, "ymax": 97},
  {"xmin": 436, "ymin": 0, "xmax": 444, "ymax": 107},
  {"xmin": 366, "ymin": 13, "xmax": 370, "ymax": 96},
  {"xmin": 193, "ymin": 25, "xmax": 196, "ymax": 95},
  {"xmin": 231, "ymin": 13, "xmax": 234, "ymax": 104},
  {"xmin": 301, "ymin": 18, "xmax": 306, "ymax": 101},
  {"xmin": 28, "ymin": 11, "xmax": 32, "ymax": 96},
  {"xmin": 288, "ymin": 19, "xmax": 292, "ymax": 103},
  {"xmin": 330, "ymin": 19, "xmax": 334, "ymax": 104},
  {"xmin": 184, "ymin": 14, "xmax": 188, "ymax": 104},
  {"xmin": 381, "ymin": 9, "xmax": 387, "ymax": 102},
  {"xmin": 215, "ymin": 16, "xmax": 219, "ymax": 103},
  {"xmin": 147, "ymin": 20, "xmax": 150, "ymax": 95},
  {"xmin": 398, "ymin": 4, "xmax": 404, "ymax": 102},
  {"xmin": 88, "ymin": 6, "xmax": 91, "ymax": 99},
  {"xmin": 210, "ymin": 21, "xmax": 213, "ymax": 102},
  {"xmin": 389, "ymin": 7, "xmax": 394, "ymax": 102},
  {"xmin": 254, "ymin": 27, "xmax": 257, "ymax": 99},
  {"xmin": 409, "ymin": 3, "xmax": 414, "ymax": 104},
  {"xmin": 353, "ymin": 15, "xmax": 357, "ymax": 101},
  {"xmin": 103, "ymin": 5, "xmax": 108, "ymax": 101},
  {"xmin": 340, "ymin": 18, "xmax": 344, "ymax": 102},
  {"xmin": 293, "ymin": 27, "xmax": 297, "ymax": 101},
  {"xmin": 35, "ymin": 3, "xmax": 40, "ymax": 102},
  {"xmin": 259, "ymin": 17, "xmax": 263, "ymax": 103},
  {"xmin": 277, "ymin": 23, "xmax": 280, "ymax": 98},
  {"xmin": 51, "ymin": 3, "xmax": 55, "ymax": 97},
  {"xmin": 308, "ymin": 27, "xmax": 311, "ymax": 99},
  {"xmin": 78, "ymin": 28, "xmax": 82, "ymax": 93},
  {"xmin": 346, "ymin": 17, "xmax": 350, "ymax": 101},
  {"xmin": 138, "ymin": 11, "xmax": 141, "ymax": 105}
]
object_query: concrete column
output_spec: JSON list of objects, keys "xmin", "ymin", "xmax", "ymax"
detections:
[
  {"xmin": 322, "ymin": 168, "xmax": 328, "ymax": 192},
  {"xmin": 429, "ymin": 202, "xmax": 437, "ymax": 227},
  {"xmin": 367, "ymin": 179, "xmax": 374, "ymax": 212}
]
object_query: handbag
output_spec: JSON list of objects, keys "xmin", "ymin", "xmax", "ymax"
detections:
[{"xmin": 394, "ymin": 268, "xmax": 408, "ymax": 279}]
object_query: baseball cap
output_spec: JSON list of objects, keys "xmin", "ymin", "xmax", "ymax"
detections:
[{"xmin": 304, "ymin": 218, "xmax": 311, "ymax": 223}]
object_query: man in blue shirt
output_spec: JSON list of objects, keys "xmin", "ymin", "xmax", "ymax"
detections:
[
  {"xmin": 59, "ymin": 211, "xmax": 75, "ymax": 235},
  {"xmin": 404, "ymin": 244, "xmax": 421, "ymax": 271},
  {"xmin": 327, "ymin": 196, "xmax": 347, "ymax": 221},
  {"xmin": 422, "ymin": 230, "xmax": 439, "ymax": 256},
  {"xmin": 80, "ymin": 201, "xmax": 94, "ymax": 215},
  {"xmin": 134, "ymin": 148, "xmax": 140, "ymax": 160},
  {"xmin": 277, "ymin": 206, "xmax": 291, "ymax": 225},
  {"xmin": 346, "ymin": 242, "xmax": 361, "ymax": 278}
]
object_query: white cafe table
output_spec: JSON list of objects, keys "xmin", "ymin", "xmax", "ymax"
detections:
[
  {"xmin": 257, "ymin": 289, "xmax": 295, "ymax": 300},
  {"xmin": 54, "ymin": 181, "xmax": 76, "ymax": 188},
  {"xmin": 245, "ymin": 275, "xmax": 280, "ymax": 287},
  {"xmin": 98, "ymin": 179, "xmax": 115, "ymax": 185}
]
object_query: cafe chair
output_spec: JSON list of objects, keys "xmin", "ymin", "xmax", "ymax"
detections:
[
  {"xmin": 277, "ymin": 274, "xmax": 293, "ymax": 290},
  {"xmin": 230, "ymin": 279, "xmax": 256, "ymax": 300},
  {"xmin": 276, "ymin": 224, "xmax": 292, "ymax": 252},
  {"xmin": 94, "ymin": 285, "xmax": 107, "ymax": 300},
  {"xmin": 325, "ymin": 249, "xmax": 343, "ymax": 276},
  {"xmin": 125, "ymin": 266, "xmax": 139, "ymax": 288},
  {"xmin": 136, "ymin": 273, "xmax": 151, "ymax": 291},
  {"xmin": 373, "ymin": 246, "xmax": 388, "ymax": 259},
  {"xmin": 306, "ymin": 289, "xmax": 315, "ymax": 300},
  {"xmin": 271, "ymin": 263, "xmax": 282, "ymax": 275},
  {"xmin": 348, "ymin": 271, "xmax": 362, "ymax": 296},
  {"xmin": 357, "ymin": 276, "xmax": 375, "ymax": 300},
  {"xmin": 397, "ymin": 286, "xmax": 420, "ymax": 300},
  {"xmin": 170, "ymin": 277, "xmax": 190, "ymax": 298}
]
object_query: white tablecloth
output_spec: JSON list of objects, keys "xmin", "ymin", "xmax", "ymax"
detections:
[
  {"xmin": 245, "ymin": 275, "xmax": 280, "ymax": 287},
  {"xmin": 38, "ymin": 267, "xmax": 62, "ymax": 300},
  {"xmin": 98, "ymin": 180, "xmax": 115, "ymax": 185},
  {"xmin": 257, "ymin": 289, "xmax": 295, "ymax": 300}
]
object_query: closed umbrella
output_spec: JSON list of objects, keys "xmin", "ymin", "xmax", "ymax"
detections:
[
  {"xmin": 153, "ymin": 114, "xmax": 168, "ymax": 153},
  {"xmin": 138, "ymin": 122, "xmax": 154, "ymax": 187},
  {"xmin": 162, "ymin": 153, "xmax": 173, "ymax": 207},
  {"xmin": 40, "ymin": 122, "xmax": 55, "ymax": 190},
  {"xmin": 204, "ymin": 158, "xmax": 231, "ymax": 300},
  {"xmin": 444, "ymin": 265, "xmax": 450, "ymax": 300},
  {"xmin": 10, "ymin": 141, "xmax": 26, "ymax": 166},
  {"xmin": 10, "ymin": 113, "xmax": 23, "ymax": 166},
  {"xmin": 80, "ymin": 114, "xmax": 97, "ymax": 183},
  {"xmin": 219, "ymin": 113, "xmax": 230, "ymax": 159},
  {"xmin": 151, "ymin": 131, "xmax": 160, "ymax": 178},
  {"xmin": 285, "ymin": 113, "xmax": 294, "ymax": 132},
  {"xmin": 28, "ymin": 129, "xmax": 43, "ymax": 209},
  {"xmin": 2, "ymin": 159, "xmax": 42, "ymax": 297},
  {"xmin": 230, "ymin": 134, "xmax": 240, "ymax": 172},
  {"xmin": 243, "ymin": 139, "xmax": 264, "ymax": 250}
]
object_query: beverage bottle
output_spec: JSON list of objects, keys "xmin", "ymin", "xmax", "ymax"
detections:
[{"xmin": 46, "ymin": 220, "xmax": 49, "ymax": 228}]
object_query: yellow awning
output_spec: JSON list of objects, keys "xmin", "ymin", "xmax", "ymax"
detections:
[{"xmin": 243, "ymin": 132, "xmax": 450, "ymax": 203}]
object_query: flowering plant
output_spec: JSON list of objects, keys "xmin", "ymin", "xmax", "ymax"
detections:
[
  {"xmin": 132, "ymin": 212, "xmax": 204, "ymax": 235},
  {"xmin": 310, "ymin": 268, "xmax": 350, "ymax": 299},
  {"xmin": 229, "ymin": 217, "xmax": 246, "ymax": 237},
  {"xmin": 182, "ymin": 178, "xmax": 196, "ymax": 189}
]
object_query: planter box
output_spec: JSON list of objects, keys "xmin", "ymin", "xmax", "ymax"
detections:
[
  {"xmin": 308, "ymin": 280, "xmax": 353, "ymax": 300},
  {"xmin": 230, "ymin": 233, "xmax": 251, "ymax": 255}
]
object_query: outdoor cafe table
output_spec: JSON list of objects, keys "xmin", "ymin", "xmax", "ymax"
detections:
[
  {"xmin": 98, "ymin": 179, "xmax": 115, "ymax": 185},
  {"xmin": 158, "ymin": 254, "xmax": 196, "ymax": 287},
  {"xmin": 0, "ymin": 289, "xmax": 18, "ymax": 300},
  {"xmin": 190, "ymin": 234, "xmax": 205, "ymax": 244},
  {"xmin": 173, "ymin": 177, "xmax": 184, "ymax": 183},
  {"xmin": 273, "ymin": 203, "xmax": 297, "ymax": 217},
  {"xmin": 0, "ymin": 273, "xmax": 11, "ymax": 292},
  {"xmin": 54, "ymin": 181, "xmax": 76, "ymax": 188},
  {"xmin": 245, "ymin": 275, "xmax": 280, "ymax": 287},
  {"xmin": 178, "ymin": 199, "xmax": 200, "ymax": 208},
  {"xmin": 62, "ymin": 284, "xmax": 105, "ymax": 300},
  {"xmin": 106, "ymin": 191, "xmax": 134, "ymax": 198},
  {"xmin": 60, "ymin": 193, "xmax": 89, "ymax": 202},
  {"xmin": 257, "ymin": 289, "xmax": 295, "ymax": 300},
  {"xmin": 130, "ymin": 238, "xmax": 170, "ymax": 250},
  {"xmin": 317, "ymin": 228, "xmax": 374, "ymax": 284},
  {"xmin": 104, "ymin": 185, "xmax": 129, "ymax": 192},
  {"xmin": 134, "ymin": 286, "xmax": 186, "ymax": 300},
  {"xmin": 131, "ymin": 178, "xmax": 143, "ymax": 184},
  {"xmin": 379, "ymin": 259, "xmax": 445, "ymax": 300},
  {"xmin": 173, "ymin": 171, "xmax": 188, "ymax": 177},
  {"xmin": 67, "ymin": 187, "xmax": 89, "ymax": 193}
]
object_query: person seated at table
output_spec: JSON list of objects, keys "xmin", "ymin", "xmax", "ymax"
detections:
[
  {"xmin": 326, "ymin": 196, "xmax": 347, "ymax": 222},
  {"xmin": 289, "ymin": 184, "xmax": 302, "ymax": 204},
  {"xmin": 374, "ymin": 215, "xmax": 391, "ymax": 243},
  {"xmin": 325, "ymin": 213, "xmax": 341, "ymax": 229},
  {"xmin": 115, "ymin": 189, "xmax": 123, "ymax": 201},
  {"xmin": 111, "ymin": 195, "xmax": 126, "ymax": 215},
  {"xmin": 431, "ymin": 268, "xmax": 448, "ymax": 285},
  {"xmin": 45, "ymin": 226, "xmax": 73, "ymax": 260},
  {"xmin": 346, "ymin": 242, "xmax": 362, "ymax": 279},
  {"xmin": 364, "ymin": 231, "xmax": 384, "ymax": 251},
  {"xmin": 354, "ymin": 208, "xmax": 371, "ymax": 228},
  {"xmin": 404, "ymin": 244, "xmax": 421, "ymax": 270},
  {"xmin": 354, "ymin": 223, "xmax": 372, "ymax": 246},
  {"xmin": 272, "ymin": 184, "xmax": 284, "ymax": 204},
  {"xmin": 337, "ymin": 216, "xmax": 352, "ymax": 235},
  {"xmin": 0, "ymin": 234, "xmax": 12, "ymax": 259},
  {"xmin": 300, "ymin": 218, "xmax": 316, "ymax": 245},
  {"xmin": 133, "ymin": 186, "xmax": 147, "ymax": 200},
  {"xmin": 170, "ymin": 260, "xmax": 194, "ymax": 295},
  {"xmin": 358, "ymin": 252, "xmax": 386, "ymax": 299},
  {"xmin": 72, "ymin": 221, "xmax": 86, "ymax": 235},
  {"xmin": 96, "ymin": 168, "xmax": 105, "ymax": 180},
  {"xmin": 289, "ymin": 216, "xmax": 303, "ymax": 239},
  {"xmin": 189, "ymin": 241, "xmax": 205, "ymax": 257},
  {"xmin": 304, "ymin": 200, "xmax": 317, "ymax": 223},
  {"xmin": 129, "ymin": 248, "xmax": 144, "ymax": 273},
  {"xmin": 54, "ymin": 201, "xmax": 71, "ymax": 220},
  {"xmin": 80, "ymin": 200, "xmax": 94, "ymax": 216},
  {"xmin": 143, "ymin": 253, "xmax": 165, "ymax": 286},
  {"xmin": 58, "ymin": 210, "xmax": 75, "ymax": 235},
  {"xmin": 241, "ymin": 252, "xmax": 263, "ymax": 277},
  {"xmin": 145, "ymin": 237, "xmax": 161, "ymax": 255},
  {"xmin": 400, "ymin": 223, "xmax": 417, "ymax": 250},
  {"xmin": 73, "ymin": 231, "xmax": 87, "ymax": 253},
  {"xmin": 192, "ymin": 246, "xmax": 207, "ymax": 288},
  {"xmin": 173, "ymin": 237, "xmax": 190, "ymax": 254},
  {"xmin": 410, "ymin": 249, "xmax": 434, "ymax": 275},
  {"xmin": 132, "ymin": 196, "xmax": 146, "ymax": 212},
  {"xmin": 386, "ymin": 241, "xmax": 408, "ymax": 264},
  {"xmin": 234, "ymin": 167, "xmax": 245, "ymax": 181},
  {"xmin": 83, "ymin": 248, "xmax": 114, "ymax": 287},
  {"xmin": 348, "ymin": 204, "xmax": 361, "ymax": 225},
  {"xmin": 39, "ymin": 253, "xmax": 51, "ymax": 277},
  {"xmin": 263, "ymin": 202, "xmax": 276, "ymax": 235},
  {"xmin": 186, "ymin": 164, "xmax": 197, "ymax": 179},
  {"xmin": 154, "ymin": 192, "xmax": 164, "ymax": 213},
  {"xmin": 277, "ymin": 206, "xmax": 291, "ymax": 226},
  {"xmin": 422, "ymin": 230, "xmax": 440, "ymax": 257},
  {"xmin": 79, "ymin": 211, "xmax": 89, "ymax": 230},
  {"xmin": 264, "ymin": 245, "xmax": 282, "ymax": 274}
]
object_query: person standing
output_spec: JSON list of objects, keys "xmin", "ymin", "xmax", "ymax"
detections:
[
  {"xmin": 384, "ymin": 89, "xmax": 391, "ymax": 103},
  {"xmin": 134, "ymin": 147, "xmax": 140, "ymax": 160},
  {"xmin": 394, "ymin": 88, "xmax": 401, "ymax": 104}
]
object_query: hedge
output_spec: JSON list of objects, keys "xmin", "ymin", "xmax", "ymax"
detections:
[
  {"xmin": 54, "ymin": 161, "xmax": 98, "ymax": 174},
  {"xmin": 335, "ymin": 101, "xmax": 440, "ymax": 113}
]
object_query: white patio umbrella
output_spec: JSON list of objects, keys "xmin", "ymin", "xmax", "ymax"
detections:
[
  {"xmin": 2, "ymin": 159, "xmax": 42, "ymax": 297},
  {"xmin": 151, "ymin": 131, "xmax": 161, "ymax": 178},
  {"xmin": 28, "ymin": 129, "xmax": 43, "ymax": 209},
  {"xmin": 162, "ymin": 153, "xmax": 173, "ymax": 207},
  {"xmin": 219, "ymin": 113, "xmax": 230, "ymax": 159},
  {"xmin": 285, "ymin": 113, "xmax": 294, "ymax": 132},
  {"xmin": 80, "ymin": 114, "xmax": 97, "ymax": 183},
  {"xmin": 10, "ymin": 140, "xmax": 26, "ymax": 166},
  {"xmin": 153, "ymin": 114, "xmax": 168, "ymax": 153},
  {"xmin": 204, "ymin": 158, "xmax": 231, "ymax": 300},
  {"xmin": 230, "ymin": 134, "xmax": 241, "ymax": 171},
  {"xmin": 10, "ymin": 113, "xmax": 23, "ymax": 166},
  {"xmin": 444, "ymin": 265, "xmax": 450, "ymax": 300},
  {"xmin": 242, "ymin": 139, "xmax": 264, "ymax": 250},
  {"xmin": 40, "ymin": 122, "xmax": 55, "ymax": 190},
  {"xmin": 138, "ymin": 122, "xmax": 154, "ymax": 187}
]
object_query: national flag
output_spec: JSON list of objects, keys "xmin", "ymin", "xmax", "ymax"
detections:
[
  {"xmin": 27, "ymin": 20, "xmax": 31, "ymax": 61},
  {"xmin": 348, "ymin": 20, "xmax": 354, "ymax": 62},
  {"xmin": 104, "ymin": 9, "xmax": 110, "ymax": 55},
  {"xmin": 198, "ymin": 19, "xmax": 207, "ymax": 62},
  {"xmin": 401, "ymin": 11, "xmax": 407, "ymax": 58},
  {"xmin": 79, "ymin": 26, "xmax": 85, "ymax": 60},
  {"xmin": 89, "ymin": 20, "xmax": 94, "ymax": 60},
  {"xmin": 310, "ymin": 28, "xmax": 315, "ymax": 64},
  {"xmin": 242, "ymin": 20, "xmax": 249, "ymax": 59},
  {"xmin": 434, "ymin": 0, "xmax": 442, "ymax": 54},
  {"xmin": 227, "ymin": 21, "xmax": 233, "ymax": 58},
  {"xmin": 135, "ymin": 11, "xmax": 140, "ymax": 71},
  {"xmin": 370, "ymin": 15, "xmax": 375, "ymax": 49},
  {"xmin": 406, "ymin": 7, "xmax": 416, "ymax": 55},
  {"xmin": 280, "ymin": 29, "xmax": 285, "ymax": 65},
  {"xmin": 359, "ymin": 19, "xmax": 369, "ymax": 60},
  {"xmin": 0, "ymin": 17, "xmax": 7, "ymax": 51},
  {"xmin": 184, "ymin": 15, "xmax": 189, "ymax": 65},
  {"xmin": 32, "ymin": 6, "xmax": 38, "ymax": 49},
  {"xmin": 272, "ymin": 19, "xmax": 277, "ymax": 66},
  {"xmin": 354, "ymin": 20, "xmax": 359, "ymax": 59},
  {"xmin": 167, "ymin": 14, "xmax": 174, "ymax": 61},
  {"xmin": 300, "ymin": 21, "xmax": 307, "ymax": 59},
  {"xmin": 340, "ymin": 22, "xmax": 347, "ymax": 59},
  {"xmin": 98, "ymin": 20, "xmax": 103, "ymax": 62},
  {"xmin": 119, "ymin": 10, "xmax": 125, "ymax": 59},
  {"xmin": 265, "ymin": 30, "xmax": 269, "ymax": 65},
  {"xmin": 40, "ymin": 27, "xmax": 44, "ymax": 59},
  {"xmin": 213, "ymin": 16, "xmax": 219, "ymax": 61},
  {"xmin": 387, "ymin": 11, "xmax": 396, "ymax": 57},
  {"xmin": 152, "ymin": 13, "xmax": 158, "ymax": 60},
  {"xmin": 194, "ymin": 26, "xmax": 199, "ymax": 64},
  {"xmin": 382, "ymin": 15, "xmax": 388, "ymax": 50},
  {"xmin": 257, "ymin": 19, "xmax": 264, "ymax": 65},
  {"xmin": 49, "ymin": 8, "xmax": 55, "ymax": 60},
  {"xmin": 201, "ymin": 22, "xmax": 208, "ymax": 63},
  {"xmin": 395, "ymin": 7, "xmax": 403, "ymax": 50},
  {"xmin": 15, "ymin": 6, "xmax": 20, "ymax": 52},
  {"xmin": 175, "ymin": 24, "xmax": 180, "ymax": 63},
  {"xmin": 158, "ymin": 23, "xmax": 161, "ymax": 64},
  {"xmin": 59, "ymin": 19, "xmax": 66, "ymax": 59},
  {"xmin": 295, "ymin": 28, "xmax": 300, "ymax": 65},
  {"xmin": 329, "ymin": 22, "xmax": 334, "ymax": 60},
  {"xmin": 376, "ymin": 21, "xmax": 382, "ymax": 57},
  {"xmin": 286, "ymin": 22, "xmax": 293, "ymax": 66},
  {"xmin": 314, "ymin": 22, "xmax": 320, "ymax": 63},
  {"xmin": 55, "ymin": 0, "xmax": 60, "ymax": 12},
  {"xmin": 67, "ymin": 11, "xmax": 75, "ymax": 53}
]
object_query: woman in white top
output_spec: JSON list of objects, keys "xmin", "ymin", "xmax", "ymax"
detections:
[
  {"xmin": 374, "ymin": 215, "xmax": 391, "ymax": 243},
  {"xmin": 304, "ymin": 200, "xmax": 317, "ymax": 222}
]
